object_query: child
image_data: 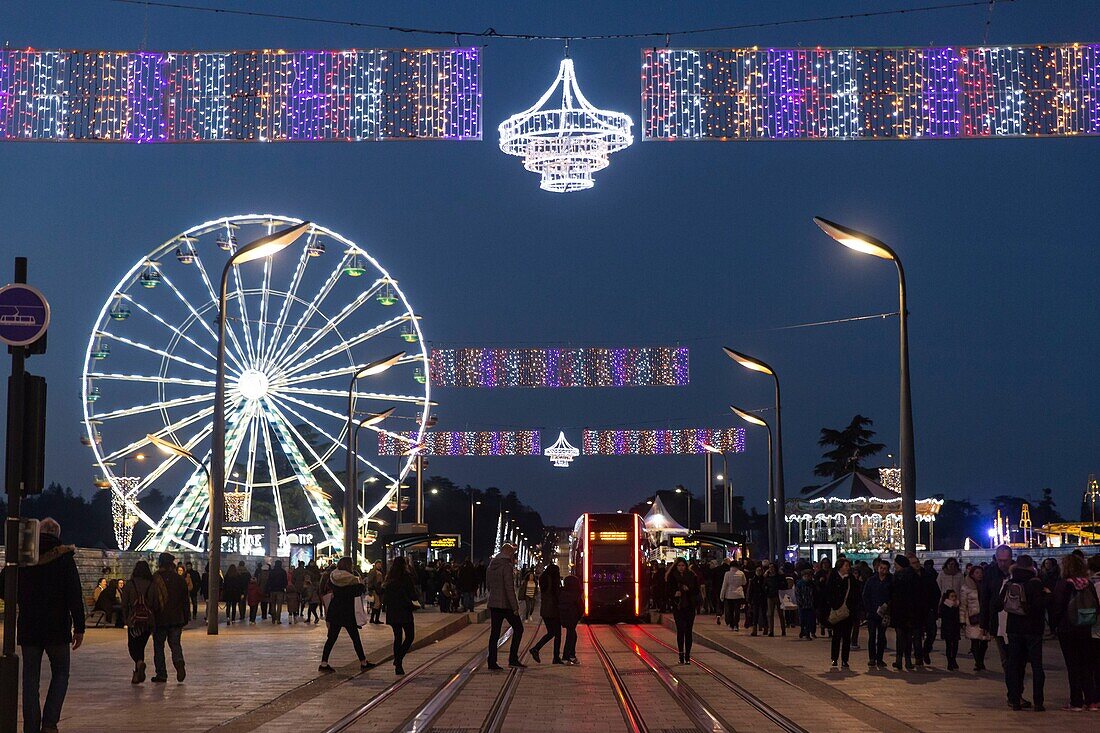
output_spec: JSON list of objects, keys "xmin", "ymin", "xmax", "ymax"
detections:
[
  {"xmin": 246, "ymin": 577, "xmax": 263, "ymax": 625},
  {"xmin": 939, "ymin": 589, "xmax": 961, "ymax": 671},
  {"xmin": 795, "ymin": 569, "xmax": 817, "ymax": 639}
]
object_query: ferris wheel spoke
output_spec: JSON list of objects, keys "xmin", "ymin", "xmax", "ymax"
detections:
[
  {"xmin": 135, "ymin": 418, "xmax": 216, "ymax": 492},
  {"xmin": 278, "ymin": 385, "xmax": 430, "ymax": 406},
  {"xmin": 101, "ymin": 403, "xmax": 215, "ymax": 463},
  {"xmin": 278, "ymin": 319, "xmax": 412, "ymax": 380},
  {"xmin": 228, "ymin": 270, "xmax": 257, "ymax": 364},
  {"xmin": 277, "ymin": 355, "xmax": 423, "ymax": 387},
  {"xmin": 98, "ymin": 332, "xmax": 218, "ymax": 376},
  {"xmin": 121, "ymin": 290, "xmax": 237, "ymax": 374},
  {"xmin": 255, "ymin": 258, "xmax": 274, "ymax": 368},
  {"xmin": 159, "ymin": 269, "xmax": 248, "ymax": 375},
  {"xmin": 91, "ymin": 391, "xmax": 216, "ymax": 422},
  {"xmin": 87, "ymin": 372, "xmax": 215, "ymax": 389},
  {"xmin": 264, "ymin": 236, "xmax": 316, "ymax": 367},
  {"xmin": 258, "ymin": 411, "xmax": 288, "ymax": 538},
  {"xmin": 274, "ymin": 280, "xmax": 389, "ymax": 372},
  {"xmin": 267, "ymin": 250, "xmax": 350, "ymax": 369},
  {"xmin": 190, "ymin": 247, "xmax": 252, "ymax": 370},
  {"xmin": 266, "ymin": 393, "xmax": 397, "ymax": 484},
  {"xmin": 242, "ymin": 408, "xmax": 262, "ymax": 497}
]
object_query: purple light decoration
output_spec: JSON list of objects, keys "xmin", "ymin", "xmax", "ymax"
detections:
[
  {"xmin": 378, "ymin": 431, "xmax": 541, "ymax": 456},
  {"xmin": 582, "ymin": 428, "xmax": 746, "ymax": 456},
  {"xmin": 0, "ymin": 47, "xmax": 481, "ymax": 141},
  {"xmin": 643, "ymin": 43, "xmax": 1100, "ymax": 140},
  {"xmin": 430, "ymin": 347, "xmax": 690, "ymax": 388}
]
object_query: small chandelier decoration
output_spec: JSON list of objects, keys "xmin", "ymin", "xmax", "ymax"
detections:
[{"xmin": 498, "ymin": 50, "xmax": 633, "ymax": 193}]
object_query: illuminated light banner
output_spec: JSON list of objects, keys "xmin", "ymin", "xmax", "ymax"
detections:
[
  {"xmin": 643, "ymin": 44, "xmax": 1100, "ymax": 140},
  {"xmin": 379, "ymin": 431, "xmax": 540, "ymax": 456},
  {"xmin": 430, "ymin": 347, "xmax": 689, "ymax": 388},
  {"xmin": 0, "ymin": 48, "xmax": 480, "ymax": 141},
  {"xmin": 583, "ymin": 428, "xmax": 745, "ymax": 455}
]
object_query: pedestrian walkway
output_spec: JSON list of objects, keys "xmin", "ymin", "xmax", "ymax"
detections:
[
  {"xmin": 686, "ymin": 617, "xmax": 1079, "ymax": 733},
  {"xmin": 14, "ymin": 609, "xmax": 474, "ymax": 733}
]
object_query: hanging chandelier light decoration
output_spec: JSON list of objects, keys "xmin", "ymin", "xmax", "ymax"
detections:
[{"xmin": 499, "ymin": 51, "xmax": 633, "ymax": 192}]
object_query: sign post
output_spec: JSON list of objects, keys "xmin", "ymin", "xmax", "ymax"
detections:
[{"xmin": 1, "ymin": 259, "xmax": 49, "ymax": 733}]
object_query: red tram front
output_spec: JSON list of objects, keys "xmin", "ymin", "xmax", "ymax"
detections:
[{"xmin": 569, "ymin": 512, "xmax": 646, "ymax": 622}]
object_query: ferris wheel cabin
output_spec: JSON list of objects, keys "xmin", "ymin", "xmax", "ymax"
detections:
[{"xmin": 569, "ymin": 512, "xmax": 646, "ymax": 622}]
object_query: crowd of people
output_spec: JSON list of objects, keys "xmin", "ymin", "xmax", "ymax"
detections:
[{"xmin": 653, "ymin": 545, "xmax": 1100, "ymax": 712}]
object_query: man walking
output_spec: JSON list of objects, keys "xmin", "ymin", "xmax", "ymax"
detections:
[
  {"xmin": 9, "ymin": 518, "xmax": 84, "ymax": 733},
  {"xmin": 152, "ymin": 552, "xmax": 190, "ymax": 683},
  {"xmin": 185, "ymin": 561, "xmax": 201, "ymax": 619},
  {"xmin": 266, "ymin": 559, "xmax": 289, "ymax": 623},
  {"xmin": 862, "ymin": 559, "xmax": 892, "ymax": 669},
  {"xmin": 889, "ymin": 554, "xmax": 920, "ymax": 670},
  {"xmin": 1000, "ymin": 554, "xmax": 1048, "ymax": 711},
  {"xmin": 486, "ymin": 543, "xmax": 525, "ymax": 669}
]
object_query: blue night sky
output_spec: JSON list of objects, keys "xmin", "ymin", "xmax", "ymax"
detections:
[{"xmin": 1, "ymin": 1, "xmax": 1097, "ymax": 527}]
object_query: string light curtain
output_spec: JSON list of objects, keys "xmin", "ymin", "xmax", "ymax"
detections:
[
  {"xmin": 430, "ymin": 347, "xmax": 689, "ymax": 388},
  {"xmin": 643, "ymin": 43, "xmax": 1100, "ymax": 140},
  {"xmin": 379, "ymin": 430, "xmax": 541, "ymax": 456},
  {"xmin": 0, "ymin": 47, "xmax": 481, "ymax": 141},
  {"xmin": 583, "ymin": 428, "xmax": 745, "ymax": 455}
]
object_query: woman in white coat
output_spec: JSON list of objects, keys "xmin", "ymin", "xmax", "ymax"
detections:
[
  {"xmin": 937, "ymin": 557, "xmax": 964, "ymax": 598},
  {"xmin": 958, "ymin": 565, "xmax": 990, "ymax": 672},
  {"xmin": 720, "ymin": 560, "xmax": 747, "ymax": 631}
]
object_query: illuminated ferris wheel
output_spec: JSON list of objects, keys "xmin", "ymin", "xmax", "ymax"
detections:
[{"xmin": 80, "ymin": 214, "xmax": 430, "ymax": 552}]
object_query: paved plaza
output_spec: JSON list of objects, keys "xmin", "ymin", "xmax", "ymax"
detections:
[{"xmin": 14, "ymin": 608, "xmax": 1086, "ymax": 732}]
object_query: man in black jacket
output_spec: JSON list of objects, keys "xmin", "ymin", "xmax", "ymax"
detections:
[
  {"xmin": 8, "ymin": 518, "xmax": 84, "ymax": 733},
  {"xmin": 152, "ymin": 552, "xmax": 190, "ymax": 683},
  {"xmin": 888, "ymin": 554, "xmax": 921, "ymax": 670},
  {"xmin": 1000, "ymin": 554, "xmax": 1048, "ymax": 711}
]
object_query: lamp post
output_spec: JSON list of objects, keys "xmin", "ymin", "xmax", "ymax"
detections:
[
  {"xmin": 702, "ymin": 443, "xmax": 728, "ymax": 527},
  {"xmin": 729, "ymin": 407, "xmax": 775, "ymax": 559},
  {"xmin": 723, "ymin": 348, "xmax": 785, "ymax": 561},
  {"xmin": 814, "ymin": 217, "xmax": 917, "ymax": 554},
  {"xmin": 209, "ymin": 221, "xmax": 307, "ymax": 636},
  {"xmin": 343, "ymin": 352, "xmax": 404, "ymax": 559},
  {"xmin": 674, "ymin": 486, "xmax": 692, "ymax": 530},
  {"xmin": 469, "ymin": 490, "xmax": 481, "ymax": 561}
]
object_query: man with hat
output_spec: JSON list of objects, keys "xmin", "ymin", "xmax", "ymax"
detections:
[{"xmin": 152, "ymin": 551, "xmax": 191, "ymax": 683}]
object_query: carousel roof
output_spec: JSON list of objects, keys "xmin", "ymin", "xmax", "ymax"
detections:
[
  {"xmin": 801, "ymin": 472, "xmax": 899, "ymax": 501},
  {"xmin": 644, "ymin": 496, "xmax": 690, "ymax": 534}
]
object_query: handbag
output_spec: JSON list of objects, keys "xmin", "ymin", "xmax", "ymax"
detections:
[
  {"xmin": 827, "ymin": 578, "xmax": 852, "ymax": 625},
  {"xmin": 353, "ymin": 595, "xmax": 369, "ymax": 627}
]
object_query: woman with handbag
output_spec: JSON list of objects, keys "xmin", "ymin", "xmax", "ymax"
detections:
[
  {"xmin": 383, "ymin": 556, "xmax": 420, "ymax": 675},
  {"xmin": 826, "ymin": 558, "xmax": 858, "ymax": 670},
  {"xmin": 667, "ymin": 557, "xmax": 701, "ymax": 664},
  {"xmin": 318, "ymin": 557, "xmax": 374, "ymax": 674},
  {"xmin": 959, "ymin": 565, "xmax": 989, "ymax": 671}
]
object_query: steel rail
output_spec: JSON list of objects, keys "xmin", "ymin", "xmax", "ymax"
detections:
[
  {"xmin": 478, "ymin": 620, "xmax": 543, "ymax": 733},
  {"xmin": 585, "ymin": 624, "xmax": 649, "ymax": 733}
]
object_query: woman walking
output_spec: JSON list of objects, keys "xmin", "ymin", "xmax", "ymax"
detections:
[
  {"xmin": 959, "ymin": 566, "xmax": 989, "ymax": 671},
  {"xmin": 1050, "ymin": 553, "xmax": 1098, "ymax": 711},
  {"xmin": 383, "ymin": 557, "xmax": 419, "ymax": 675},
  {"xmin": 667, "ymin": 557, "xmax": 701, "ymax": 664},
  {"xmin": 318, "ymin": 557, "xmax": 374, "ymax": 673},
  {"xmin": 747, "ymin": 566, "xmax": 767, "ymax": 636},
  {"xmin": 521, "ymin": 571, "xmax": 538, "ymax": 620},
  {"xmin": 559, "ymin": 575, "xmax": 582, "ymax": 665},
  {"xmin": 120, "ymin": 560, "xmax": 162, "ymax": 684},
  {"xmin": 826, "ymin": 558, "xmax": 858, "ymax": 670},
  {"xmin": 720, "ymin": 561, "xmax": 746, "ymax": 631},
  {"xmin": 530, "ymin": 564, "xmax": 562, "ymax": 664},
  {"xmin": 222, "ymin": 564, "xmax": 242, "ymax": 625}
]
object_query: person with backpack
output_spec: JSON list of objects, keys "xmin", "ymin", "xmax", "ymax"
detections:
[
  {"xmin": 120, "ymin": 560, "xmax": 165, "ymax": 684},
  {"xmin": 530, "ymin": 564, "xmax": 562, "ymax": 664},
  {"xmin": 1049, "ymin": 553, "xmax": 1098, "ymax": 711},
  {"xmin": 997, "ymin": 554, "xmax": 1048, "ymax": 712}
]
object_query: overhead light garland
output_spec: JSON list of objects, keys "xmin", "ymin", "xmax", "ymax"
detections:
[
  {"xmin": 583, "ymin": 428, "xmax": 745, "ymax": 455},
  {"xmin": 499, "ymin": 54, "xmax": 633, "ymax": 192},
  {"xmin": 379, "ymin": 430, "xmax": 541, "ymax": 456},
  {"xmin": 430, "ymin": 347, "xmax": 688, "ymax": 387}
]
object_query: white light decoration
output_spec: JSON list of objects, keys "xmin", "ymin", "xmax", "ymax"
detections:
[
  {"xmin": 878, "ymin": 467, "xmax": 902, "ymax": 494},
  {"xmin": 498, "ymin": 57, "xmax": 633, "ymax": 192},
  {"xmin": 111, "ymin": 476, "xmax": 142, "ymax": 550},
  {"xmin": 544, "ymin": 431, "xmax": 580, "ymax": 468}
]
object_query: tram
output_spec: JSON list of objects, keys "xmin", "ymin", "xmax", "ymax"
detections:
[{"xmin": 569, "ymin": 512, "xmax": 647, "ymax": 622}]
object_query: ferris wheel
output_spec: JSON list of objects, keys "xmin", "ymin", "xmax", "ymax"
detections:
[{"xmin": 81, "ymin": 214, "xmax": 430, "ymax": 553}]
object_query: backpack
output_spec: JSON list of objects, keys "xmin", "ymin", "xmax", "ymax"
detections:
[
  {"xmin": 128, "ymin": 584, "xmax": 154, "ymax": 636},
  {"xmin": 1066, "ymin": 583, "xmax": 1099, "ymax": 628},
  {"xmin": 1001, "ymin": 581, "xmax": 1028, "ymax": 616}
]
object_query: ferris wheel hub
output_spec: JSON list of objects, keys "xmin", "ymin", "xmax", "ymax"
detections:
[{"xmin": 236, "ymin": 368, "xmax": 271, "ymax": 401}]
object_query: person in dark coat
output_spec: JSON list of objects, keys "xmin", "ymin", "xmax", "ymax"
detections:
[
  {"xmin": 121, "ymin": 560, "xmax": 165, "ymax": 684},
  {"xmin": 763, "ymin": 565, "xmax": 787, "ymax": 637},
  {"xmin": 747, "ymin": 566, "xmax": 767, "ymax": 636},
  {"xmin": 888, "ymin": 554, "xmax": 921, "ymax": 670},
  {"xmin": 92, "ymin": 579, "xmax": 124, "ymax": 628},
  {"xmin": 917, "ymin": 557, "xmax": 940, "ymax": 664},
  {"xmin": 979, "ymin": 545, "xmax": 1014, "ymax": 674},
  {"xmin": 559, "ymin": 575, "xmax": 582, "ymax": 664},
  {"xmin": 184, "ymin": 562, "xmax": 202, "ymax": 619},
  {"xmin": 998, "ymin": 554, "xmax": 1048, "ymax": 711},
  {"xmin": 152, "ymin": 552, "xmax": 190, "ymax": 683},
  {"xmin": 222, "ymin": 564, "xmax": 243, "ymax": 625},
  {"xmin": 266, "ymin": 559, "xmax": 289, "ymax": 623},
  {"xmin": 383, "ymin": 557, "xmax": 419, "ymax": 675},
  {"xmin": 318, "ymin": 556, "xmax": 374, "ymax": 673},
  {"xmin": 530, "ymin": 564, "xmax": 562, "ymax": 664},
  {"xmin": 814, "ymin": 558, "xmax": 833, "ymax": 637},
  {"xmin": 825, "ymin": 558, "xmax": 859, "ymax": 670},
  {"xmin": 1048, "ymin": 553, "xmax": 1096, "ymax": 711},
  {"xmin": 939, "ymin": 590, "xmax": 962, "ymax": 671},
  {"xmin": 4, "ymin": 518, "xmax": 85, "ymax": 733},
  {"xmin": 667, "ymin": 557, "xmax": 702, "ymax": 664},
  {"xmin": 457, "ymin": 559, "xmax": 478, "ymax": 613},
  {"xmin": 862, "ymin": 559, "xmax": 892, "ymax": 668}
]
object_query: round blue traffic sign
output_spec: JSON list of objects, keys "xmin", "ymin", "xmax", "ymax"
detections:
[{"xmin": 0, "ymin": 283, "xmax": 50, "ymax": 346}]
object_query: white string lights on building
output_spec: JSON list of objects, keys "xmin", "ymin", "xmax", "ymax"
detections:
[
  {"xmin": 499, "ymin": 55, "xmax": 633, "ymax": 192},
  {"xmin": 878, "ymin": 467, "xmax": 902, "ymax": 494}
]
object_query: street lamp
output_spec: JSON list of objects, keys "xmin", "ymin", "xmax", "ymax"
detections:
[
  {"xmin": 209, "ymin": 219, "xmax": 307, "ymax": 636},
  {"xmin": 723, "ymin": 347, "xmax": 785, "ymax": 561},
  {"xmin": 148, "ymin": 434, "xmax": 218, "ymax": 633},
  {"xmin": 702, "ymin": 443, "xmax": 729, "ymax": 526},
  {"xmin": 814, "ymin": 216, "xmax": 917, "ymax": 554},
  {"xmin": 729, "ymin": 407, "xmax": 775, "ymax": 559},
  {"xmin": 344, "ymin": 352, "xmax": 404, "ymax": 559},
  {"xmin": 673, "ymin": 486, "xmax": 692, "ymax": 529}
]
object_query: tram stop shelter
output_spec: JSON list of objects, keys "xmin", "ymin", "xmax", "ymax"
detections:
[{"xmin": 381, "ymin": 532, "xmax": 463, "ymax": 565}]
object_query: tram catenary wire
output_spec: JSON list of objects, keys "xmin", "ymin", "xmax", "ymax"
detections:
[{"xmin": 623, "ymin": 624, "xmax": 810, "ymax": 733}]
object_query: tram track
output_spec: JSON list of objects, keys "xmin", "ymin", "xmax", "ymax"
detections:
[{"xmin": 586, "ymin": 624, "xmax": 650, "ymax": 733}]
